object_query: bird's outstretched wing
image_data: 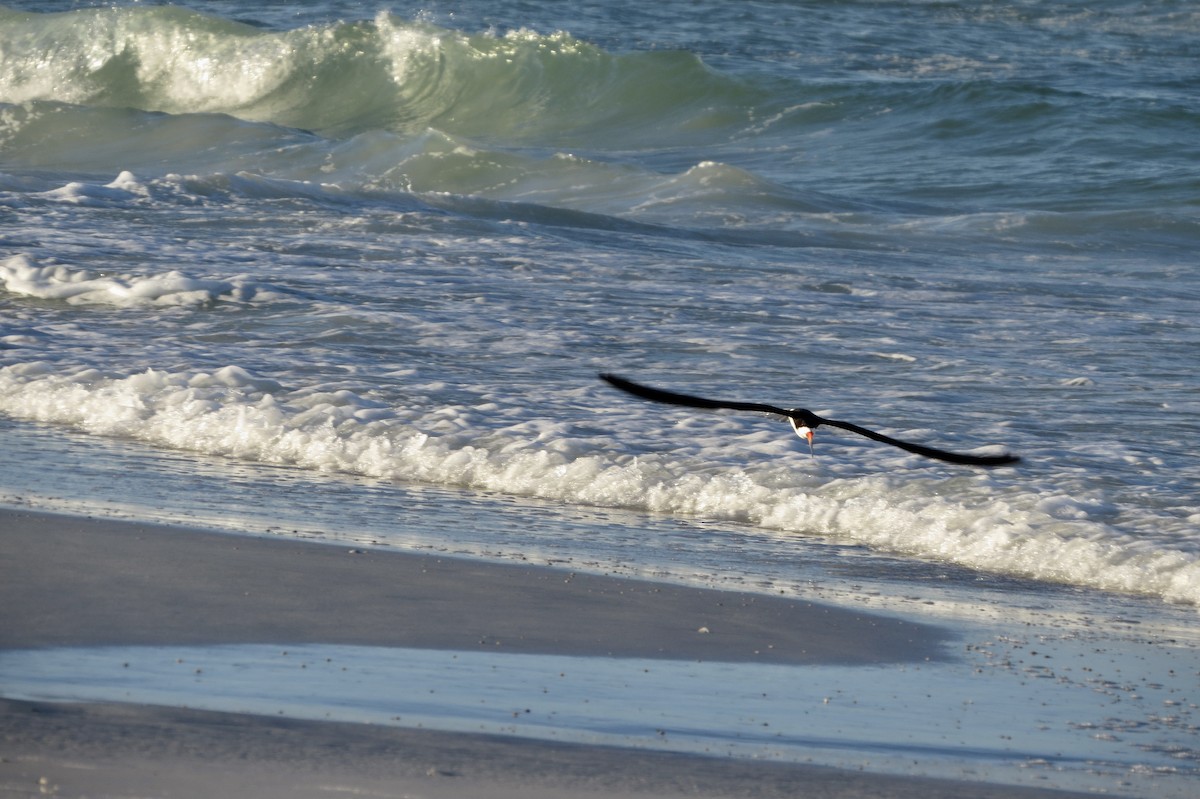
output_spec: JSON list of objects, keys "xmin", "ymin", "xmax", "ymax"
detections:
[
  {"xmin": 599, "ymin": 373, "xmax": 792, "ymax": 417},
  {"xmin": 816, "ymin": 416, "xmax": 1020, "ymax": 466},
  {"xmin": 599, "ymin": 373, "xmax": 1020, "ymax": 467}
]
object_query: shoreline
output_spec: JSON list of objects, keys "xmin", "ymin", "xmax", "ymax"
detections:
[{"xmin": 0, "ymin": 508, "xmax": 1117, "ymax": 798}]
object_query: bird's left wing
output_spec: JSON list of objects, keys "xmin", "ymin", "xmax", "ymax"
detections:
[
  {"xmin": 600, "ymin": 373, "xmax": 791, "ymax": 418},
  {"xmin": 819, "ymin": 416, "xmax": 1021, "ymax": 467}
]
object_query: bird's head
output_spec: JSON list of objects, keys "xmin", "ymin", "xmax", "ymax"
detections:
[{"xmin": 787, "ymin": 411, "xmax": 817, "ymax": 457}]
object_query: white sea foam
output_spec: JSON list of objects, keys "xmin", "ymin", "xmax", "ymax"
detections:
[
  {"xmin": 0, "ymin": 362, "xmax": 1196, "ymax": 607},
  {"xmin": 35, "ymin": 170, "xmax": 149, "ymax": 205},
  {"xmin": 0, "ymin": 255, "xmax": 269, "ymax": 307}
]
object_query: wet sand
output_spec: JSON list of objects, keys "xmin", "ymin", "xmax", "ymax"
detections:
[{"xmin": 0, "ymin": 509, "xmax": 1107, "ymax": 798}]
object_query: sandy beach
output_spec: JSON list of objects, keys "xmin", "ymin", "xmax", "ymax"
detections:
[{"xmin": 0, "ymin": 509, "xmax": 1114, "ymax": 798}]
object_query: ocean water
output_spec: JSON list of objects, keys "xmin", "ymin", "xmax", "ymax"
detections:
[
  {"xmin": 2, "ymin": 0, "xmax": 1200, "ymax": 792},
  {"xmin": 3, "ymin": 0, "xmax": 1198, "ymax": 608}
]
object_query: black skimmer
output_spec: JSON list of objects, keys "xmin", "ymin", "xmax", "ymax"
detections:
[{"xmin": 599, "ymin": 373, "xmax": 1020, "ymax": 467}]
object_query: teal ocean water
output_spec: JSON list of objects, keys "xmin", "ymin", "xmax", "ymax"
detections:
[{"xmin": 3, "ymin": 1, "xmax": 1200, "ymax": 794}]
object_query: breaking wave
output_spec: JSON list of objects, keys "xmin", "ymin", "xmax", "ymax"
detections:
[
  {"xmin": 1, "ymin": 361, "xmax": 1196, "ymax": 607},
  {"xmin": 0, "ymin": 6, "xmax": 755, "ymax": 143}
]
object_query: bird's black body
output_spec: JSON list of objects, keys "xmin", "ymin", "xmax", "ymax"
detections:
[{"xmin": 599, "ymin": 373, "xmax": 1020, "ymax": 467}]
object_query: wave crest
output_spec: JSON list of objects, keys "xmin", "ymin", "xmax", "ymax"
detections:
[{"xmin": 0, "ymin": 7, "xmax": 747, "ymax": 142}]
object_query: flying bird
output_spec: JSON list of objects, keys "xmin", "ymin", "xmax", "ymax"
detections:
[{"xmin": 599, "ymin": 373, "xmax": 1020, "ymax": 467}]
